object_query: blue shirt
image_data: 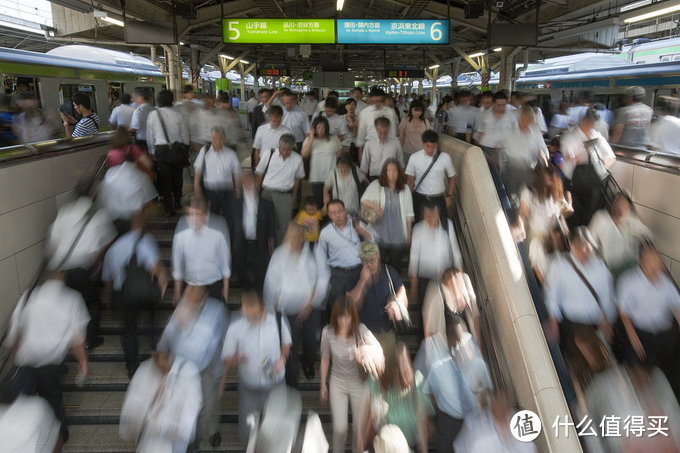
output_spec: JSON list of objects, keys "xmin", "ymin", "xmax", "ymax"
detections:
[
  {"xmin": 423, "ymin": 355, "xmax": 476, "ymax": 419},
  {"xmin": 102, "ymin": 230, "xmax": 160, "ymax": 291},
  {"xmin": 158, "ymin": 298, "xmax": 228, "ymax": 377}
]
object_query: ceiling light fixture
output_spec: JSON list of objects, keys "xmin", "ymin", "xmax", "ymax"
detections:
[
  {"xmin": 428, "ymin": 64, "xmax": 440, "ymax": 69},
  {"xmin": 621, "ymin": 0, "xmax": 652, "ymax": 12},
  {"xmin": 493, "ymin": 47, "xmax": 503, "ymax": 52},
  {"xmin": 624, "ymin": 3, "xmax": 680, "ymax": 23},
  {"xmin": 101, "ymin": 16, "xmax": 124, "ymax": 27},
  {"xmin": 241, "ymin": 59, "xmax": 250, "ymax": 64},
  {"xmin": 220, "ymin": 54, "xmax": 235, "ymax": 60},
  {"xmin": 337, "ymin": 0, "xmax": 345, "ymax": 11},
  {"xmin": 468, "ymin": 51, "xmax": 486, "ymax": 58}
]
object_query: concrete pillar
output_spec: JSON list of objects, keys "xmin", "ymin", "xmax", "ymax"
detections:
[
  {"xmin": 418, "ymin": 79, "xmax": 424, "ymax": 96},
  {"xmin": 190, "ymin": 48, "xmax": 200, "ymax": 90}
]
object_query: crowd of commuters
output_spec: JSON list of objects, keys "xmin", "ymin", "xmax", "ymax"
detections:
[{"xmin": 1, "ymin": 80, "xmax": 678, "ymax": 453}]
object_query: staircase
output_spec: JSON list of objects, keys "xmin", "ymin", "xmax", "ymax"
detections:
[{"xmin": 61, "ymin": 202, "xmax": 429, "ymax": 452}]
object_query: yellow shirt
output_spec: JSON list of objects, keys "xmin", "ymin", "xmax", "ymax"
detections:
[{"xmin": 295, "ymin": 210, "xmax": 323, "ymax": 243}]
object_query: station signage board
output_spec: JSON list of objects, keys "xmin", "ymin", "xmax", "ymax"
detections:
[
  {"xmin": 257, "ymin": 66, "xmax": 291, "ymax": 77},
  {"xmin": 385, "ymin": 66, "xmax": 425, "ymax": 78},
  {"xmin": 336, "ymin": 19, "xmax": 449, "ymax": 45},
  {"xmin": 223, "ymin": 19, "xmax": 335, "ymax": 44}
]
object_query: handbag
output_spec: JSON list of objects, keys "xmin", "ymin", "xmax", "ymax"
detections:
[
  {"xmin": 155, "ymin": 108, "xmax": 189, "ymax": 167},
  {"xmin": 120, "ymin": 233, "xmax": 161, "ymax": 307},
  {"xmin": 385, "ymin": 265, "xmax": 411, "ymax": 334}
]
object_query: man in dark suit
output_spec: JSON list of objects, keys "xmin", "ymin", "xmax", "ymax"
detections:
[{"xmin": 251, "ymin": 88, "xmax": 272, "ymax": 139}]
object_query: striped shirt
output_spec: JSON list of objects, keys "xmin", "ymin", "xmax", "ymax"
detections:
[{"xmin": 72, "ymin": 113, "xmax": 100, "ymax": 137}]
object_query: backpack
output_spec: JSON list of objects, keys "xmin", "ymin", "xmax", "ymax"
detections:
[{"xmin": 121, "ymin": 234, "xmax": 160, "ymax": 306}]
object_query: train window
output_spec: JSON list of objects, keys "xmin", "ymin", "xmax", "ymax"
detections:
[
  {"xmin": 59, "ymin": 84, "xmax": 97, "ymax": 116},
  {"xmin": 3, "ymin": 77, "xmax": 40, "ymax": 110},
  {"xmin": 132, "ymin": 87, "xmax": 155, "ymax": 106},
  {"xmin": 108, "ymin": 83, "xmax": 123, "ymax": 110}
]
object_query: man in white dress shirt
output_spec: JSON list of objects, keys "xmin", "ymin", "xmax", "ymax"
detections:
[
  {"xmin": 447, "ymin": 91, "xmax": 475, "ymax": 142},
  {"xmin": 312, "ymin": 97, "xmax": 348, "ymax": 141},
  {"xmin": 194, "ymin": 126, "xmax": 242, "ymax": 254},
  {"xmin": 360, "ymin": 117, "xmax": 403, "ymax": 180},
  {"xmin": 475, "ymin": 92, "xmax": 514, "ymax": 169},
  {"xmin": 355, "ymin": 87, "xmax": 398, "ymax": 157},
  {"xmin": 0, "ymin": 392, "xmax": 61, "ymax": 453},
  {"xmin": 146, "ymin": 89, "xmax": 191, "ymax": 216},
  {"xmin": 409, "ymin": 200, "xmax": 463, "ymax": 304},
  {"xmin": 5, "ymin": 273, "xmax": 90, "ymax": 444},
  {"xmin": 157, "ymin": 285, "xmax": 229, "ymax": 448},
  {"xmin": 405, "ymin": 129, "xmax": 457, "ymax": 222},
  {"xmin": 560, "ymin": 108, "xmax": 616, "ymax": 227},
  {"xmin": 252, "ymin": 105, "xmax": 292, "ymax": 167},
  {"xmin": 300, "ymin": 91, "xmax": 318, "ymax": 119},
  {"xmin": 351, "ymin": 87, "xmax": 369, "ymax": 117},
  {"xmin": 46, "ymin": 190, "xmax": 116, "ymax": 351},
  {"xmin": 650, "ymin": 96, "xmax": 680, "ymax": 155},
  {"xmin": 120, "ymin": 351, "xmax": 202, "ymax": 453},
  {"xmin": 280, "ymin": 91, "xmax": 311, "ymax": 151},
  {"xmin": 109, "ymin": 93, "xmax": 134, "ymax": 129},
  {"xmin": 129, "ymin": 88, "xmax": 152, "ymax": 150},
  {"xmin": 172, "ymin": 197, "xmax": 231, "ymax": 304},
  {"xmin": 618, "ymin": 244, "xmax": 680, "ymax": 394},
  {"xmin": 264, "ymin": 223, "xmax": 323, "ymax": 385},
  {"xmin": 220, "ymin": 290, "xmax": 291, "ymax": 441},
  {"xmin": 545, "ymin": 227, "xmax": 617, "ymax": 384},
  {"xmin": 255, "ymin": 134, "xmax": 305, "ymax": 287}
]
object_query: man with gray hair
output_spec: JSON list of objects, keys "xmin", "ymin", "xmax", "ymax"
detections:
[
  {"xmin": 611, "ymin": 86, "xmax": 654, "ymax": 149},
  {"xmin": 193, "ymin": 125, "xmax": 242, "ymax": 256},
  {"xmin": 255, "ymin": 133, "xmax": 305, "ymax": 287}
]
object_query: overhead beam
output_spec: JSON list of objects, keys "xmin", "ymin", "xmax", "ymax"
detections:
[{"xmin": 450, "ymin": 44, "xmax": 481, "ymax": 71}]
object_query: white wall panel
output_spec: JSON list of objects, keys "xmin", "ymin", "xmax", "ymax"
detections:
[
  {"xmin": 631, "ymin": 166, "xmax": 680, "ymax": 219},
  {"xmin": 15, "ymin": 241, "xmax": 45, "ymax": 292},
  {"xmin": 635, "ymin": 204, "xmax": 680, "ymax": 265},
  {"xmin": 0, "ymin": 159, "xmax": 53, "ymax": 216}
]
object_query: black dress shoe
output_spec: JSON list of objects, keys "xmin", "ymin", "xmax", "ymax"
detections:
[
  {"xmin": 61, "ymin": 427, "xmax": 70, "ymax": 443},
  {"xmin": 86, "ymin": 336, "xmax": 104, "ymax": 351},
  {"xmin": 304, "ymin": 365, "xmax": 315, "ymax": 379},
  {"xmin": 209, "ymin": 431, "xmax": 222, "ymax": 447}
]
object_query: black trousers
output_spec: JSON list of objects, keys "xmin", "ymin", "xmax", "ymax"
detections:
[
  {"xmin": 112, "ymin": 291, "xmax": 141, "ymax": 372},
  {"xmin": 64, "ymin": 267, "xmax": 101, "ymax": 346},
  {"xmin": 569, "ymin": 177, "xmax": 605, "ymax": 228},
  {"xmin": 157, "ymin": 159, "xmax": 183, "ymax": 214},
  {"xmin": 204, "ymin": 188, "xmax": 241, "ymax": 271},
  {"xmin": 29, "ymin": 364, "xmax": 66, "ymax": 427},
  {"xmin": 256, "ymin": 197, "xmax": 277, "ymax": 291},
  {"xmin": 412, "ymin": 192, "xmax": 447, "ymax": 224},
  {"xmin": 324, "ymin": 266, "xmax": 362, "ymax": 325},
  {"xmin": 310, "ymin": 182, "xmax": 325, "ymax": 209},
  {"xmin": 285, "ymin": 309, "xmax": 321, "ymax": 388},
  {"xmin": 435, "ymin": 407, "xmax": 464, "ymax": 453},
  {"xmin": 633, "ymin": 327, "xmax": 679, "ymax": 394}
]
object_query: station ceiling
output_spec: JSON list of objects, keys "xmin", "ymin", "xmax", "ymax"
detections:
[{"xmin": 0, "ymin": 0, "xmax": 675, "ymax": 78}]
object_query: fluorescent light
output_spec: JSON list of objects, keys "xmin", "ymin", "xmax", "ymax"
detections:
[
  {"xmin": 624, "ymin": 3, "xmax": 680, "ymax": 23},
  {"xmin": 337, "ymin": 0, "xmax": 345, "ymax": 10},
  {"xmin": 621, "ymin": 0, "xmax": 652, "ymax": 12},
  {"xmin": 428, "ymin": 64, "xmax": 440, "ymax": 69},
  {"xmin": 180, "ymin": 41, "xmax": 185, "ymax": 46},
  {"xmin": 241, "ymin": 59, "xmax": 250, "ymax": 64},
  {"xmin": 101, "ymin": 16, "xmax": 124, "ymax": 27},
  {"xmin": 493, "ymin": 47, "xmax": 503, "ymax": 52},
  {"xmin": 220, "ymin": 54, "xmax": 235, "ymax": 60},
  {"xmin": 468, "ymin": 51, "xmax": 485, "ymax": 58}
]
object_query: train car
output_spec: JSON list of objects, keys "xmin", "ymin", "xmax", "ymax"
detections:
[
  {"xmin": 515, "ymin": 54, "xmax": 680, "ymax": 110},
  {"xmin": 0, "ymin": 45, "xmax": 165, "ymax": 127}
]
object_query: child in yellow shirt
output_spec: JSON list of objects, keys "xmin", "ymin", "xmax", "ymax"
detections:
[{"xmin": 295, "ymin": 197, "xmax": 324, "ymax": 247}]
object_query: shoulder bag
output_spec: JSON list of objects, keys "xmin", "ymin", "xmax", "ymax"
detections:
[
  {"xmin": 414, "ymin": 150, "xmax": 441, "ymax": 193},
  {"xmin": 155, "ymin": 108, "xmax": 189, "ymax": 167}
]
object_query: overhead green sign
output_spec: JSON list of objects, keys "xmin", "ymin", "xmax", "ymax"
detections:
[{"xmin": 223, "ymin": 19, "xmax": 335, "ymax": 44}]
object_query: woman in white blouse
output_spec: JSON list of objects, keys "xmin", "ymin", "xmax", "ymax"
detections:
[
  {"xmin": 302, "ymin": 116, "xmax": 342, "ymax": 208},
  {"xmin": 360, "ymin": 158, "xmax": 414, "ymax": 272}
]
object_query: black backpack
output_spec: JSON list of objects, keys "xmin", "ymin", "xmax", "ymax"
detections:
[{"xmin": 121, "ymin": 234, "xmax": 160, "ymax": 306}]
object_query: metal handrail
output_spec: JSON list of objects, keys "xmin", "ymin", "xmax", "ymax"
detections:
[
  {"xmin": 0, "ymin": 131, "xmax": 115, "ymax": 166},
  {"xmin": 0, "ymin": 153, "xmax": 108, "ymax": 374},
  {"xmin": 610, "ymin": 144, "xmax": 680, "ymax": 174}
]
